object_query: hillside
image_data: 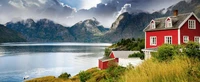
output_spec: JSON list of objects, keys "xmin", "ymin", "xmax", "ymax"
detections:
[
  {"xmin": 6, "ymin": 18, "xmax": 109, "ymax": 42},
  {"xmin": 69, "ymin": 19, "xmax": 109, "ymax": 42},
  {"xmin": 0, "ymin": 24, "xmax": 26, "ymax": 43},
  {"xmin": 103, "ymin": 0, "xmax": 200, "ymax": 42},
  {"xmin": 6, "ymin": 19, "xmax": 75, "ymax": 42}
]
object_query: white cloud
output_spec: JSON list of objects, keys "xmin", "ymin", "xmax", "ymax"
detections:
[
  {"xmin": 117, "ymin": 4, "xmax": 131, "ymax": 17},
  {"xmin": 81, "ymin": 0, "xmax": 101, "ymax": 9},
  {"xmin": 8, "ymin": 0, "xmax": 25, "ymax": 9}
]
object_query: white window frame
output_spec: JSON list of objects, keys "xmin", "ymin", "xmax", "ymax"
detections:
[
  {"xmin": 150, "ymin": 36, "xmax": 157, "ymax": 46},
  {"xmin": 194, "ymin": 36, "xmax": 200, "ymax": 43},
  {"xmin": 164, "ymin": 36, "xmax": 172, "ymax": 44},
  {"xmin": 165, "ymin": 17, "xmax": 172, "ymax": 28},
  {"xmin": 183, "ymin": 36, "xmax": 189, "ymax": 43},
  {"xmin": 150, "ymin": 20, "xmax": 156, "ymax": 29},
  {"xmin": 188, "ymin": 20, "xmax": 196, "ymax": 29}
]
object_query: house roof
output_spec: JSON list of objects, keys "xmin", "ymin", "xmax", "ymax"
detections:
[
  {"xmin": 144, "ymin": 13, "xmax": 195, "ymax": 32},
  {"xmin": 99, "ymin": 56, "xmax": 115, "ymax": 62},
  {"xmin": 142, "ymin": 47, "xmax": 158, "ymax": 52},
  {"xmin": 111, "ymin": 51, "xmax": 140, "ymax": 59}
]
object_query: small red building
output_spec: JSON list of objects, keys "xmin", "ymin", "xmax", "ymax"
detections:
[
  {"xmin": 98, "ymin": 51, "xmax": 140, "ymax": 70},
  {"xmin": 142, "ymin": 10, "xmax": 200, "ymax": 59},
  {"xmin": 98, "ymin": 55, "xmax": 118, "ymax": 70}
]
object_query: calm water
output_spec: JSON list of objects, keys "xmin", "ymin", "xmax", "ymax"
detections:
[{"xmin": 0, "ymin": 42, "xmax": 111, "ymax": 82}]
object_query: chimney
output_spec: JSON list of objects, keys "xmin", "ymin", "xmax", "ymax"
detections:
[{"xmin": 173, "ymin": 10, "xmax": 178, "ymax": 16}]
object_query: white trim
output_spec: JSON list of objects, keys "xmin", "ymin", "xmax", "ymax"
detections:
[
  {"xmin": 188, "ymin": 20, "xmax": 196, "ymax": 29},
  {"xmin": 178, "ymin": 29, "xmax": 181, "ymax": 45},
  {"xmin": 143, "ymin": 19, "xmax": 155, "ymax": 32},
  {"xmin": 183, "ymin": 36, "xmax": 189, "ymax": 43},
  {"xmin": 194, "ymin": 36, "xmax": 200, "ymax": 43},
  {"xmin": 164, "ymin": 36, "xmax": 172, "ymax": 44},
  {"xmin": 165, "ymin": 17, "xmax": 172, "ymax": 28},
  {"xmin": 150, "ymin": 36, "xmax": 157, "ymax": 46},
  {"xmin": 178, "ymin": 12, "xmax": 200, "ymax": 29},
  {"xmin": 145, "ymin": 32, "xmax": 146, "ymax": 48},
  {"xmin": 142, "ymin": 49, "xmax": 157, "ymax": 52},
  {"xmin": 151, "ymin": 20, "xmax": 156, "ymax": 29},
  {"xmin": 143, "ymin": 24, "xmax": 149, "ymax": 32}
]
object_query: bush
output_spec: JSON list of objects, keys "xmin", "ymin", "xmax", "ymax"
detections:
[
  {"xmin": 79, "ymin": 71, "xmax": 91, "ymax": 82},
  {"xmin": 183, "ymin": 42, "xmax": 200, "ymax": 58},
  {"xmin": 152, "ymin": 44, "xmax": 178, "ymax": 62},
  {"xmin": 104, "ymin": 48, "xmax": 111, "ymax": 57},
  {"xmin": 107, "ymin": 60, "xmax": 118, "ymax": 68},
  {"xmin": 106, "ymin": 66, "xmax": 126, "ymax": 81},
  {"xmin": 58, "ymin": 72, "xmax": 71, "ymax": 80},
  {"xmin": 128, "ymin": 53, "xmax": 144, "ymax": 60}
]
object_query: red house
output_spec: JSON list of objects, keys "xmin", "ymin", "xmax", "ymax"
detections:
[
  {"xmin": 98, "ymin": 51, "xmax": 140, "ymax": 70},
  {"xmin": 142, "ymin": 10, "xmax": 200, "ymax": 59},
  {"xmin": 98, "ymin": 53, "xmax": 119, "ymax": 70}
]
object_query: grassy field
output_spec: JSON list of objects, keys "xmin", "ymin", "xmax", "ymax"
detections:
[{"xmin": 121, "ymin": 56, "xmax": 200, "ymax": 82}]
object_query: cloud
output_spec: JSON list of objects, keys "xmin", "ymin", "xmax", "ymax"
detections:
[
  {"xmin": 117, "ymin": 4, "xmax": 131, "ymax": 17},
  {"xmin": 81, "ymin": 0, "xmax": 101, "ymax": 9},
  {"xmin": 0, "ymin": 0, "xmax": 184, "ymax": 28},
  {"xmin": 0, "ymin": 0, "xmax": 75, "ymax": 26}
]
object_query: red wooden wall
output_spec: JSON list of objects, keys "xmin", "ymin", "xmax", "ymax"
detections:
[
  {"xmin": 146, "ymin": 29, "xmax": 178, "ymax": 48},
  {"xmin": 180, "ymin": 15, "xmax": 200, "ymax": 44}
]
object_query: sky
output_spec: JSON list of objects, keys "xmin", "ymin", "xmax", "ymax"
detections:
[
  {"xmin": 59, "ymin": 0, "xmax": 101, "ymax": 10},
  {"xmin": 0, "ymin": 0, "xmax": 186, "ymax": 27}
]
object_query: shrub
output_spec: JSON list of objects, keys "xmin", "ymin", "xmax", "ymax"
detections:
[
  {"xmin": 79, "ymin": 71, "xmax": 91, "ymax": 82},
  {"xmin": 104, "ymin": 48, "xmax": 111, "ymax": 57},
  {"xmin": 107, "ymin": 60, "xmax": 118, "ymax": 68},
  {"xmin": 106, "ymin": 66, "xmax": 126, "ymax": 81},
  {"xmin": 183, "ymin": 42, "xmax": 200, "ymax": 58},
  {"xmin": 128, "ymin": 53, "xmax": 144, "ymax": 60},
  {"xmin": 152, "ymin": 44, "xmax": 178, "ymax": 62},
  {"xmin": 58, "ymin": 72, "xmax": 71, "ymax": 80}
]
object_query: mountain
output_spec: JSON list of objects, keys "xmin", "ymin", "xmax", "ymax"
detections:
[
  {"xmin": 165, "ymin": 0, "xmax": 200, "ymax": 17},
  {"xmin": 102, "ymin": 0, "xmax": 200, "ymax": 42},
  {"xmin": 69, "ymin": 19, "xmax": 109, "ymax": 42},
  {"xmin": 102, "ymin": 12, "xmax": 165, "ymax": 42},
  {"xmin": 4, "ymin": 0, "xmax": 200, "ymax": 43},
  {"xmin": 6, "ymin": 19, "xmax": 75, "ymax": 42},
  {"xmin": 6, "ymin": 18, "xmax": 109, "ymax": 42},
  {"xmin": 0, "ymin": 24, "xmax": 26, "ymax": 43}
]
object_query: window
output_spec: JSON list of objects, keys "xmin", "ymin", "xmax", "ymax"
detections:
[
  {"xmin": 165, "ymin": 17, "xmax": 172, "ymax": 28},
  {"xmin": 194, "ymin": 36, "xmax": 200, "ymax": 43},
  {"xmin": 165, "ymin": 36, "xmax": 172, "ymax": 44},
  {"xmin": 150, "ymin": 20, "xmax": 156, "ymax": 29},
  {"xmin": 188, "ymin": 20, "xmax": 196, "ymax": 29},
  {"xmin": 150, "ymin": 36, "xmax": 157, "ymax": 46},
  {"xmin": 183, "ymin": 36, "xmax": 189, "ymax": 43}
]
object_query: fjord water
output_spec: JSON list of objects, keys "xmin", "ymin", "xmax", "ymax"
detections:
[{"xmin": 0, "ymin": 42, "xmax": 111, "ymax": 82}]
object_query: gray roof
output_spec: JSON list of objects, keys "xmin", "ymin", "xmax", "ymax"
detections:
[
  {"xmin": 99, "ymin": 57, "xmax": 115, "ymax": 62},
  {"xmin": 142, "ymin": 47, "xmax": 158, "ymax": 51},
  {"xmin": 111, "ymin": 51, "xmax": 140, "ymax": 58},
  {"xmin": 144, "ymin": 13, "xmax": 191, "ymax": 31}
]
